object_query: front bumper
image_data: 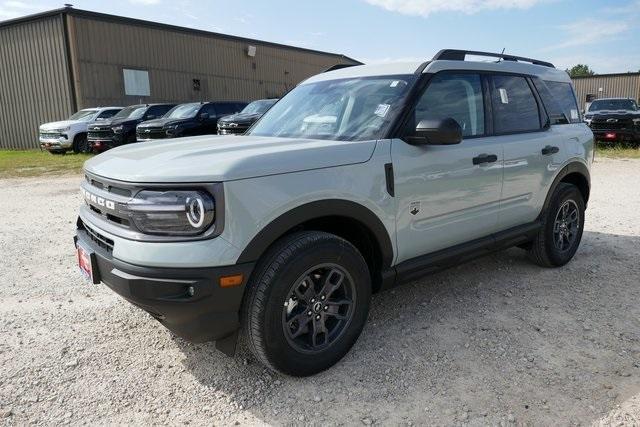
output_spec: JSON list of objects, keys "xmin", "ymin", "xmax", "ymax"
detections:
[
  {"xmin": 39, "ymin": 135, "xmax": 71, "ymax": 151},
  {"xmin": 591, "ymin": 128, "xmax": 640, "ymax": 142},
  {"xmin": 74, "ymin": 223, "xmax": 254, "ymax": 353}
]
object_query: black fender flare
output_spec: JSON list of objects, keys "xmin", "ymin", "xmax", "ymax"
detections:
[
  {"xmin": 236, "ymin": 199, "xmax": 394, "ymax": 268},
  {"xmin": 540, "ymin": 161, "xmax": 590, "ymax": 216}
]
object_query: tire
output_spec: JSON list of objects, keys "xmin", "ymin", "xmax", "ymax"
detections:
[
  {"xmin": 528, "ymin": 183, "xmax": 585, "ymax": 267},
  {"xmin": 241, "ymin": 231, "xmax": 371, "ymax": 376},
  {"xmin": 73, "ymin": 134, "xmax": 90, "ymax": 154}
]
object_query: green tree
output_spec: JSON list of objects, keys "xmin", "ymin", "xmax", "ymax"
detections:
[{"xmin": 565, "ymin": 64, "xmax": 595, "ymax": 78}]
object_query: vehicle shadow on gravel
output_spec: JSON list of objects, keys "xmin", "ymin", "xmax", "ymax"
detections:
[{"xmin": 174, "ymin": 230, "xmax": 640, "ymax": 425}]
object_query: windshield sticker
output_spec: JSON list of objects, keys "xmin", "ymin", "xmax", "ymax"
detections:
[
  {"xmin": 499, "ymin": 88, "xmax": 509, "ymax": 104},
  {"xmin": 570, "ymin": 109, "xmax": 579, "ymax": 120},
  {"xmin": 375, "ymin": 104, "xmax": 391, "ymax": 118},
  {"xmin": 390, "ymin": 80, "xmax": 400, "ymax": 87}
]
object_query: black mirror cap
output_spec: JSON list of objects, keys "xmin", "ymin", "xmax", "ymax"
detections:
[
  {"xmin": 199, "ymin": 112, "xmax": 210, "ymax": 120},
  {"xmin": 407, "ymin": 118, "xmax": 463, "ymax": 145}
]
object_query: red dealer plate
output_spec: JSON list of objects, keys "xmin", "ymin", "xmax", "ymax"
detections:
[
  {"xmin": 605, "ymin": 132, "xmax": 616, "ymax": 139},
  {"xmin": 77, "ymin": 243, "xmax": 96, "ymax": 284}
]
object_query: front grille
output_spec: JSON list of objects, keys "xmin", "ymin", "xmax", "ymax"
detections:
[
  {"xmin": 79, "ymin": 219, "xmax": 114, "ymax": 252},
  {"xmin": 591, "ymin": 118, "xmax": 633, "ymax": 131},
  {"xmin": 137, "ymin": 128, "xmax": 167, "ymax": 140},
  {"xmin": 88, "ymin": 128, "xmax": 114, "ymax": 140},
  {"xmin": 84, "ymin": 175, "xmax": 133, "ymax": 230},
  {"xmin": 218, "ymin": 125, "xmax": 248, "ymax": 135},
  {"xmin": 39, "ymin": 131, "xmax": 61, "ymax": 139}
]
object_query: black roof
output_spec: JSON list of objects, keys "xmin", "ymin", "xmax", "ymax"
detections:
[{"xmin": 0, "ymin": 7, "xmax": 362, "ymax": 65}]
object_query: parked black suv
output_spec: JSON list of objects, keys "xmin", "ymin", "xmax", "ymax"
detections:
[
  {"xmin": 136, "ymin": 101, "xmax": 247, "ymax": 141},
  {"xmin": 88, "ymin": 103, "xmax": 175, "ymax": 152},
  {"xmin": 217, "ymin": 99, "xmax": 278, "ymax": 135},
  {"xmin": 584, "ymin": 98, "xmax": 640, "ymax": 144}
]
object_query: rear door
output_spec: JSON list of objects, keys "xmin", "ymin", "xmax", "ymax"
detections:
[
  {"xmin": 391, "ymin": 72, "xmax": 504, "ymax": 263},
  {"xmin": 494, "ymin": 75, "xmax": 567, "ymax": 229}
]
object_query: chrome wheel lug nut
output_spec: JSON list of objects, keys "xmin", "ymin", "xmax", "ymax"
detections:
[
  {"xmin": 320, "ymin": 295, "xmax": 325, "ymax": 300},
  {"xmin": 307, "ymin": 311, "xmax": 312, "ymax": 316},
  {"xmin": 324, "ymin": 306, "xmax": 328, "ymax": 311},
  {"xmin": 315, "ymin": 315, "xmax": 321, "ymax": 320},
  {"xmin": 310, "ymin": 298, "xmax": 315, "ymax": 303}
]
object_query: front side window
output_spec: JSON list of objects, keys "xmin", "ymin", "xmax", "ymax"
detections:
[
  {"xmin": 248, "ymin": 75, "xmax": 416, "ymax": 141},
  {"xmin": 200, "ymin": 103, "xmax": 217, "ymax": 116},
  {"xmin": 491, "ymin": 75, "xmax": 540, "ymax": 133},
  {"xmin": 412, "ymin": 73, "xmax": 485, "ymax": 137}
]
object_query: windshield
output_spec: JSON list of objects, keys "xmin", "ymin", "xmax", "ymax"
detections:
[
  {"xmin": 247, "ymin": 75, "xmax": 416, "ymax": 141},
  {"xmin": 68, "ymin": 109, "xmax": 98, "ymax": 121},
  {"xmin": 165, "ymin": 103, "xmax": 201, "ymax": 119},
  {"xmin": 588, "ymin": 99, "xmax": 637, "ymax": 112},
  {"xmin": 241, "ymin": 99, "xmax": 277, "ymax": 115},
  {"xmin": 113, "ymin": 105, "xmax": 147, "ymax": 120}
]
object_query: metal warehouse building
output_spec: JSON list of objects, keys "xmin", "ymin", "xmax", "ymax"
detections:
[
  {"xmin": 0, "ymin": 7, "xmax": 360, "ymax": 149},
  {"xmin": 572, "ymin": 72, "xmax": 640, "ymax": 111}
]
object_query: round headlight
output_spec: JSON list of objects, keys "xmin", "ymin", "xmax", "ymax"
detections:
[{"xmin": 186, "ymin": 196, "xmax": 205, "ymax": 228}]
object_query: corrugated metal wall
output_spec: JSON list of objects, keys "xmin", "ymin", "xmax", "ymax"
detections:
[
  {"xmin": 70, "ymin": 15, "xmax": 357, "ymax": 108},
  {"xmin": 0, "ymin": 14, "xmax": 74, "ymax": 149},
  {"xmin": 572, "ymin": 74, "xmax": 640, "ymax": 111}
]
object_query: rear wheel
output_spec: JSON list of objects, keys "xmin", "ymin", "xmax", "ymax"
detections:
[
  {"xmin": 528, "ymin": 183, "xmax": 585, "ymax": 267},
  {"xmin": 242, "ymin": 231, "xmax": 371, "ymax": 376}
]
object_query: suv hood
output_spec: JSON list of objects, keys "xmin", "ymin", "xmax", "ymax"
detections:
[
  {"xmin": 218, "ymin": 112, "xmax": 262, "ymax": 125},
  {"xmin": 138, "ymin": 118, "xmax": 191, "ymax": 129},
  {"xmin": 92, "ymin": 117, "xmax": 139, "ymax": 128},
  {"xmin": 84, "ymin": 135, "xmax": 377, "ymax": 182},
  {"xmin": 40, "ymin": 119, "xmax": 85, "ymax": 130}
]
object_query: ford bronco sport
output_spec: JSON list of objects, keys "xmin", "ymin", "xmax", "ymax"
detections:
[{"xmin": 74, "ymin": 50, "xmax": 593, "ymax": 377}]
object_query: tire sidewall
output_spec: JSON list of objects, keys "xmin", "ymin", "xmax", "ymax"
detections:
[
  {"xmin": 543, "ymin": 185, "xmax": 585, "ymax": 266},
  {"xmin": 258, "ymin": 237, "xmax": 370, "ymax": 376}
]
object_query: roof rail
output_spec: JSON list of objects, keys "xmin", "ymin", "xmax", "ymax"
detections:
[
  {"xmin": 433, "ymin": 49, "xmax": 555, "ymax": 68},
  {"xmin": 323, "ymin": 63, "xmax": 359, "ymax": 73}
]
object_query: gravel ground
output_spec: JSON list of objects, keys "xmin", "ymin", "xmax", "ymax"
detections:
[{"xmin": 1, "ymin": 157, "xmax": 639, "ymax": 426}]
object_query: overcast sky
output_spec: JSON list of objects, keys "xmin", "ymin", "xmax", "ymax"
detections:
[{"xmin": 1, "ymin": 0, "xmax": 639, "ymax": 74}]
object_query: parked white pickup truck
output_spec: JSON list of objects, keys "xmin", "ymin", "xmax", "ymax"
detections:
[{"xmin": 39, "ymin": 107, "xmax": 122, "ymax": 153}]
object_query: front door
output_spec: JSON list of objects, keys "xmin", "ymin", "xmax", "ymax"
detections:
[{"xmin": 391, "ymin": 72, "xmax": 504, "ymax": 264}]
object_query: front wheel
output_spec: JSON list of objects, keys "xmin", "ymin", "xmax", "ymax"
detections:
[
  {"xmin": 241, "ymin": 231, "xmax": 371, "ymax": 376},
  {"xmin": 73, "ymin": 134, "xmax": 90, "ymax": 154},
  {"xmin": 528, "ymin": 183, "xmax": 585, "ymax": 267}
]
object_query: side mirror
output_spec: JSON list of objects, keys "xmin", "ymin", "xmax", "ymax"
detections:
[
  {"xmin": 198, "ymin": 112, "xmax": 209, "ymax": 120},
  {"xmin": 145, "ymin": 114, "xmax": 156, "ymax": 120},
  {"xmin": 405, "ymin": 118, "xmax": 462, "ymax": 145}
]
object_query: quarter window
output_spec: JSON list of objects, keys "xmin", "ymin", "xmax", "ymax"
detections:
[
  {"xmin": 544, "ymin": 81, "xmax": 581, "ymax": 123},
  {"xmin": 490, "ymin": 75, "xmax": 540, "ymax": 133},
  {"xmin": 413, "ymin": 73, "xmax": 485, "ymax": 137}
]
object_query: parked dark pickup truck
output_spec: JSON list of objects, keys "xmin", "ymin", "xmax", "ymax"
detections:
[
  {"xmin": 584, "ymin": 98, "xmax": 640, "ymax": 144},
  {"xmin": 217, "ymin": 99, "xmax": 278, "ymax": 135},
  {"xmin": 88, "ymin": 103, "xmax": 175, "ymax": 152},
  {"xmin": 136, "ymin": 101, "xmax": 246, "ymax": 141}
]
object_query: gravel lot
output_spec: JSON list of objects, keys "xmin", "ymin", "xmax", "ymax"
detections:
[{"xmin": 1, "ymin": 157, "xmax": 639, "ymax": 426}]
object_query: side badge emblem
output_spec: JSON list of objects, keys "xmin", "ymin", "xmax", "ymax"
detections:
[{"xmin": 410, "ymin": 201, "xmax": 420, "ymax": 216}]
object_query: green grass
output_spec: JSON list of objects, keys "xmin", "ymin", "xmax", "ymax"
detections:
[
  {"xmin": 0, "ymin": 150, "xmax": 92, "ymax": 178},
  {"xmin": 596, "ymin": 145, "xmax": 640, "ymax": 159}
]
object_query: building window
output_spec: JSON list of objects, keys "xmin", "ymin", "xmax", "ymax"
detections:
[{"xmin": 123, "ymin": 69, "xmax": 150, "ymax": 96}]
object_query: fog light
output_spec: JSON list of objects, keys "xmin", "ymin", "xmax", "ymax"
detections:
[{"xmin": 187, "ymin": 286, "xmax": 195, "ymax": 296}]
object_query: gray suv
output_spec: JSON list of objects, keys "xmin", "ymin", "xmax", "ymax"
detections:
[{"xmin": 74, "ymin": 50, "xmax": 593, "ymax": 376}]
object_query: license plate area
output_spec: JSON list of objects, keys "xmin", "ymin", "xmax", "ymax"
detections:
[{"xmin": 77, "ymin": 242, "xmax": 99, "ymax": 284}]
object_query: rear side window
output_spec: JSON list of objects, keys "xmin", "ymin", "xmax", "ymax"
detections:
[
  {"xmin": 490, "ymin": 75, "xmax": 540, "ymax": 133},
  {"xmin": 532, "ymin": 79, "xmax": 569, "ymax": 125},
  {"xmin": 544, "ymin": 81, "xmax": 581, "ymax": 123},
  {"xmin": 413, "ymin": 73, "xmax": 485, "ymax": 137}
]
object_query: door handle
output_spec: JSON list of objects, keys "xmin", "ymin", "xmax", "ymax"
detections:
[
  {"xmin": 541, "ymin": 145, "xmax": 559, "ymax": 155},
  {"xmin": 472, "ymin": 154, "xmax": 498, "ymax": 165}
]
